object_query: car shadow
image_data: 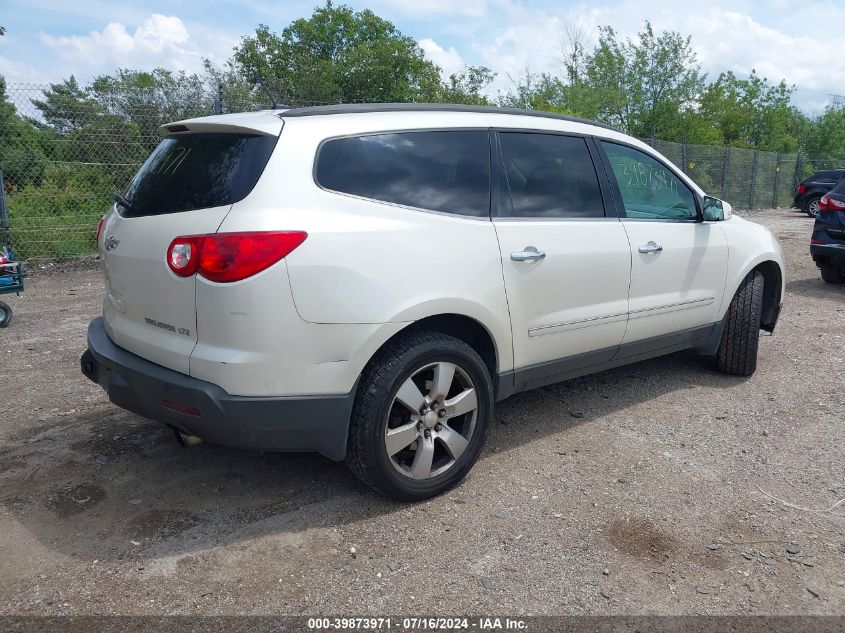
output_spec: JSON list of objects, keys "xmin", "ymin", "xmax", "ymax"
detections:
[
  {"xmin": 0, "ymin": 350, "xmax": 744, "ymax": 563},
  {"xmin": 786, "ymin": 277, "xmax": 845, "ymax": 304}
]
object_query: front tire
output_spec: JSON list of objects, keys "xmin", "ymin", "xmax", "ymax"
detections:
[
  {"xmin": 0, "ymin": 301, "xmax": 11, "ymax": 328},
  {"xmin": 716, "ymin": 271, "xmax": 764, "ymax": 376},
  {"xmin": 820, "ymin": 263, "xmax": 845, "ymax": 284},
  {"xmin": 346, "ymin": 331, "xmax": 493, "ymax": 501}
]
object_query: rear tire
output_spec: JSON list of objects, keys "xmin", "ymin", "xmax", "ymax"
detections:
[
  {"xmin": 820, "ymin": 263, "xmax": 845, "ymax": 284},
  {"xmin": 804, "ymin": 196, "xmax": 821, "ymax": 217},
  {"xmin": 0, "ymin": 301, "xmax": 11, "ymax": 328},
  {"xmin": 716, "ymin": 271, "xmax": 764, "ymax": 376},
  {"xmin": 346, "ymin": 331, "xmax": 493, "ymax": 501}
]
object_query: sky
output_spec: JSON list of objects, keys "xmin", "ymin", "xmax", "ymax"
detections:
[{"xmin": 1, "ymin": 0, "xmax": 844, "ymax": 114}]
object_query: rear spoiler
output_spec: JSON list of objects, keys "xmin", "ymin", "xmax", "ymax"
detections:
[{"xmin": 158, "ymin": 112, "xmax": 284, "ymax": 137}]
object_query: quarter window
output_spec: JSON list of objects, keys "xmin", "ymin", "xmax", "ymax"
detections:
[
  {"xmin": 315, "ymin": 131, "xmax": 490, "ymax": 217},
  {"xmin": 602, "ymin": 142, "xmax": 697, "ymax": 220},
  {"xmin": 498, "ymin": 133, "xmax": 605, "ymax": 218}
]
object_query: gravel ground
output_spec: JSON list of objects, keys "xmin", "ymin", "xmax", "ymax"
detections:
[{"xmin": 0, "ymin": 208, "xmax": 842, "ymax": 616}]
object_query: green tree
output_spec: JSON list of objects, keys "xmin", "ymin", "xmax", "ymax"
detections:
[
  {"xmin": 435, "ymin": 66, "xmax": 495, "ymax": 105},
  {"xmin": 89, "ymin": 68, "xmax": 211, "ymax": 149},
  {"xmin": 203, "ymin": 59, "xmax": 269, "ymax": 112},
  {"xmin": 0, "ymin": 75, "xmax": 47, "ymax": 189},
  {"xmin": 584, "ymin": 22, "xmax": 705, "ymax": 139},
  {"xmin": 31, "ymin": 76, "xmax": 101, "ymax": 133},
  {"xmin": 802, "ymin": 104, "xmax": 845, "ymax": 168},
  {"xmin": 232, "ymin": 1, "xmax": 442, "ymax": 105},
  {"xmin": 700, "ymin": 70, "xmax": 805, "ymax": 151},
  {"xmin": 498, "ymin": 22, "xmax": 706, "ymax": 138},
  {"xmin": 498, "ymin": 69, "xmax": 568, "ymax": 112}
]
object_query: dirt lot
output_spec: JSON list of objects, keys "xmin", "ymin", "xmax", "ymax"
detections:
[{"xmin": 0, "ymin": 208, "xmax": 842, "ymax": 616}]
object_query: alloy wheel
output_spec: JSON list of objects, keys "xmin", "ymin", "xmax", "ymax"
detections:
[{"xmin": 384, "ymin": 361, "xmax": 478, "ymax": 480}]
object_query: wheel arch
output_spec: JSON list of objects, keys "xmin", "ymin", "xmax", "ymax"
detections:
[
  {"xmin": 802, "ymin": 189, "xmax": 826, "ymax": 205},
  {"xmin": 754, "ymin": 260, "xmax": 783, "ymax": 332},
  {"xmin": 360, "ymin": 313, "xmax": 504, "ymax": 398},
  {"xmin": 723, "ymin": 258, "xmax": 783, "ymax": 333}
]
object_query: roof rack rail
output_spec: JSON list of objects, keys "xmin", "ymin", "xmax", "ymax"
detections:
[{"xmin": 278, "ymin": 103, "xmax": 618, "ymax": 131}]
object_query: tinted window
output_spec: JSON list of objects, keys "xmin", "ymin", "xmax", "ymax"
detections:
[
  {"xmin": 316, "ymin": 131, "xmax": 490, "ymax": 217},
  {"xmin": 499, "ymin": 133, "xmax": 604, "ymax": 218},
  {"xmin": 122, "ymin": 133, "xmax": 276, "ymax": 217},
  {"xmin": 602, "ymin": 142, "xmax": 697, "ymax": 220},
  {"xmin": 811, "ymin": 171, "xmax": 844, "ymax": 183}
]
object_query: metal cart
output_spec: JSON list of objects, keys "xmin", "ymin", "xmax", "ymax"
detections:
[{"xmin": 0, "ymin": 170, "xmax": 23, "ymax": 328}]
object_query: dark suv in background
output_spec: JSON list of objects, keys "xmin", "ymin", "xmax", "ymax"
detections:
[
  {"xmin": 811, "ymin": 177, "xmax": 845, "ymax": 283},
  {"xmin": 794, "ymin": 169, "xmax": 845, "ymax": 217}
]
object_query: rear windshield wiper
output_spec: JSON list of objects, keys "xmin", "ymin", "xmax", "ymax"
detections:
[{"xmin": 113, "ymin": 193, "xmax": 139, "ymax": 215}]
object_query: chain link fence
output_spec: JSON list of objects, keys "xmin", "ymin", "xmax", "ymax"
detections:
[
  {"xmin": 2, "ymin": 82, "xmax": 844, "ymax": 262},
  {"xmin": 641, "ymin": 139, "xmax": 840, "ymax": 211},
  {"xmin": 0, "ymin": 82, "xmax": 281, "ymax": 261}
]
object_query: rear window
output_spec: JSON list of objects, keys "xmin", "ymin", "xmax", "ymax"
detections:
[
  {"xmin": 315, "ymin": 131, "xmax": 490, "ymax": 217},
  {"xmin": 120, "ymin": 133, "xmax": 277, "ymax": 217}
]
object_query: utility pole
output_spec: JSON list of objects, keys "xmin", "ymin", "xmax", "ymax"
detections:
[{"xmin": 213, "ymin": 81, "xmax": 223, "ymax": 115}]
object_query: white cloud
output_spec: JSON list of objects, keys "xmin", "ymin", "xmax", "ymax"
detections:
[
  {"xmin": 472, "ymin": 0, "xmax": 845, "ymax": 111},
  {"xmin": 633, "ymin": 2, "xmax": 845, "ymax": 111},
  {"xmin": 418, "ymin": 38, "xmax": 465, "ymax": 77},
  {"xmin": 41, "ymin": 15, "xmax": 187, "ymax": 60},
  {"xmin": 476, "ymin": 16, "xmax": 564, "ymax": 86},
  {"xmin": 37, "ymin": 14, "xmax": 235, "ymax": 78},
  {"xmin": 682, "ymin": 7, "xmax": 837, "ymax": 90},
  {"xmin": 473, "ymin": 1, "xmax": 615, "ymax": 94},
  {"xmin": 0, "ymin": 56, "xmax": 45, "ymax": 86}
]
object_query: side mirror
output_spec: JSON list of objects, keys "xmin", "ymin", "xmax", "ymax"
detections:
[{"xmin": 702, "ymin": 196, "xmax": 731, "ymax": 221}]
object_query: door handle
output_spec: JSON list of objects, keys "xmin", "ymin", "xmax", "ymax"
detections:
[
  {"xmin": 638, "ymin": 242, "xmax": 663, "ymax": 255},
  {"xmin": 511, "ymin": 248, "xmax": 546, "ymax": 262}
]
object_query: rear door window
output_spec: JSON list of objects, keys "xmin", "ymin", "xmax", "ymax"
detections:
[
  {"xmin": 498, "ymin": 132, "xmax": 605, "ymax": 218},
  {"xmin": 121, "ymin": 133, "xmax": 277, "ymax": 217},
  {"xmin": 315, "ymin": 131, "xmax": 490, "ymax": 217}
]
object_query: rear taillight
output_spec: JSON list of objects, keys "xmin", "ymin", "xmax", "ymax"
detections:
[
  {"xmin": 96, "ymin": 217, "xmax": 105, "ymax": 244},
  {"xmin": 819, "ymin": 195, "xmax": 845, "ymax": 212},
  {"xmin": 819, "ymin": 194, "xmax": 829, "ymax": 210},
  {"xmin": 197, "ymin": 231, "xmax": 308, "ymax": 282},
  {"xmin": 166, "ymin": 231, "xmax": 307, "ymax": 282},
  {"xmin": 797, "ymin": 183, "xmax": 806, "ymax": 194},
  {"xmin": 167, "ymin": 235, "xmax": 203, "ymax": 277}
]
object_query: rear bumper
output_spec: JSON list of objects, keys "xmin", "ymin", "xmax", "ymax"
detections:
[
  {"xmin": 80, "ymin": 317, "xmax": 354, "ymax": 460},
  {"xmin": 811, "ymin": 243, "xmax": 845, "ymax": 268}
]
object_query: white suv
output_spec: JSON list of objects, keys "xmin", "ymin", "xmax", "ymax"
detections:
[{"xmin": 81, "ymin": 104, "xmax": 785, "ymax": 500}]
